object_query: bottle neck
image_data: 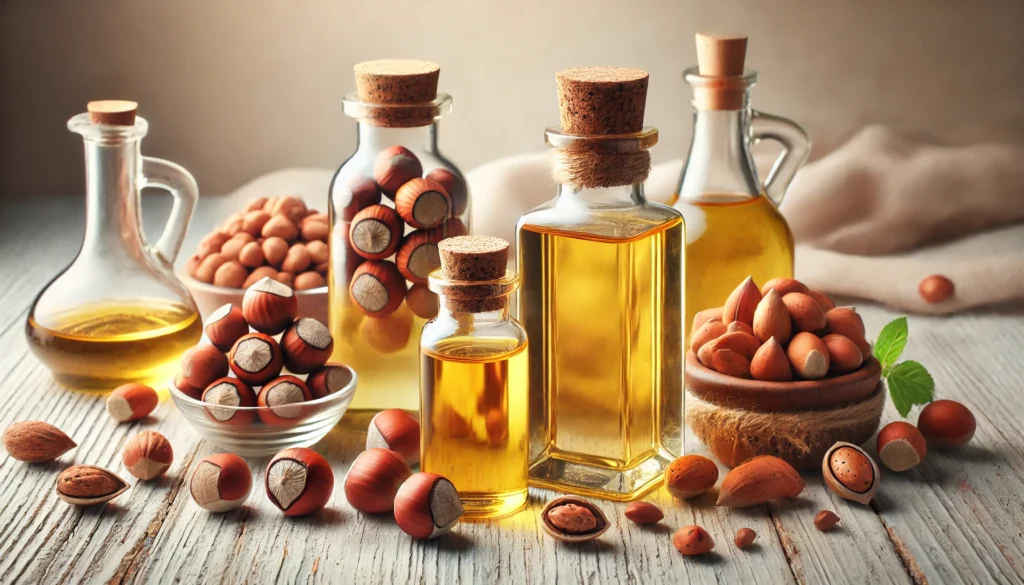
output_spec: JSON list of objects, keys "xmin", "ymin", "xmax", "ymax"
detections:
[
  {"xmin": 435, "ymin": 300, "xmax": 512, "ymax": 327},
  {"xmin": 677, "ymin": 108, "xmax": 762, "ymax": 200},
  {"xmin": 356, "ymin": 122, "xmax": 438, "ymax": 154},
  {"xmin": 81, "ymin": 137, "xmax": 145, "ymax": 256}
]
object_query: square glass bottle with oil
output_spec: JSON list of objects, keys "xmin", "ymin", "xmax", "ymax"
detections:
[{"xmin": 517, "ymin": 67, "xmax": 685, "ymax": 501}]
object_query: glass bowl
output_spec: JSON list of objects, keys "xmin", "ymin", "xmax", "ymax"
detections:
[{"xmin": 169, "ymin": 366, "xmax": 357, "ymax": 456}]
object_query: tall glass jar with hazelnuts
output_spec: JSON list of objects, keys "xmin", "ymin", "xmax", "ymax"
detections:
[{"xmin": 329, "ymin": 60, "xmax": 471, "ymax": 416}]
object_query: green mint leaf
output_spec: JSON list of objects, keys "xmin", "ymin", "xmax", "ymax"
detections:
[
  {"xmin": 887, "ymin": 359, "xmax": 935, "ymax": 418},
  {"xmin": 874, "ymin": 317, "xmax": 909, "ymax": 374}
]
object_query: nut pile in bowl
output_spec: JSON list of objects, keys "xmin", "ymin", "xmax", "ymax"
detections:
[
  {"xmin": 690, "ymin": 276, "xmax": 871, "ymax": 380},
  {"xmin": 185, "ymin": 196, "xmax": 328, "ymax": 291}
]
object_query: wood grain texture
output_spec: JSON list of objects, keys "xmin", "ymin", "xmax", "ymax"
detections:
[{"xmin": 0, "ymin": 197, "xmax": 1022, "ymax": 584}]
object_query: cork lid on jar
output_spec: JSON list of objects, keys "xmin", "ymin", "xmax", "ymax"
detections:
[
  {"xmin": 692, "ymin": 33, "xmax": 750, "ymax": 110},
  {"xmin": 355, "ymin": 59, "xmax": 441, "ymax": 105},
  {"xmin": 87, "ymin": 100, "xmax": 138, "ymax": 125},
  {"xmin": 434, "ymin": 236, "xmax": 512, "ymax": 313},
  {"xmin": 555, "ymin": 67, "xmax": 649, "ymax": 136}
]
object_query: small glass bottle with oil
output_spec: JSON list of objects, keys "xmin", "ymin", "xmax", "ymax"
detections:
[
  {"xmin": 26, "ymin": 101, "xmax": 202, "ymax": 391},
  {"xmin": 518, "ymin": 67, "xmax": 684, "ymax": 501},
  {"xmin": 674, "ymin": 33, "xmax": 810, "ymax": 342},
  {"xmin": 420, "ymin": 236, "xmax": 528, "ymax": 518}
]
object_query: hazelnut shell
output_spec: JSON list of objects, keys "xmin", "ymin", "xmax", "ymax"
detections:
[
  {"xmin": 202, "ymin": 377, "xmax": 257, "ymax": 425},
  {"xmin": 280, "ymin": 318, "xmax": 334, "ymax": 374},
  {"xmin": 340, "ymin": 175, "xmax": 383, "ymax": 221},
  {"xmin": 257, "ymin": 376, "xmax": 313, "ymax": 426},
  {"xmin": 373, "ymin": 145, "xmax": 423, "ymax": 198},
  {"xmin": 55, "ymin": 465, "xmax": 130, "ymax": 506},
  {"xmin": 306, "ymin": 363, "xmax": 354, "ymax": 399},
  {"xmin": 917, "ymin": 400, "xmax": 976, "ymax": 448},
  {"xmin": 673, "ymin": 525, "xmax": 715, "ymax": 556},
  {"xmin": 366, "ymin": 409, "xmax": 420, "ymax": 465},
  {"xmin": 877, "ymin": 421, "xmax": 928, "ymax": 471},
  {"xmin": 541, "ymin": 496, "xmax": 609, "ymax": 543},
  {"xmin": 395, "ymin": 229, "xmax": 443, "ymax": 284},
  {"xmin": 265, "ymin": 447, "xmax": 334, "ymax": 516},
  {"xmin": 228, "ymin": 332, "xmax": 284, "ymax": 386},
  {"xmin": 343, "ymin": 448, "xmax": 413, "ymax": 513},
  {"xmin": 394, "ymin": 473, "xmax": 464, "ymax": 539},
  {"xmin": 349, "ymin": 205, "xmax": 404, "ymax": 260},
  {"xmin": 665, "ymin": 454, "xmax": 719, "ymax": 499},
  {"xmin": 190, "ymin": 453, "xmax": 252, "ymax": 512},
  {"xmin": 425, "ymin": 168, "xmax": 468, "ymax": 216},
  {"xmin": 179, "ymin": 343, "xmax": 230, "ymax": 390},
  {"xmin": 106, "ymin": 383, "xmax": 159, "ymax": 422},
  {"xmin": 395, "ymin": 178, "xmax": 450, "ymax": 229},
  {"xmin": 242, "ymin": 277, "xmax": 298, "ymax": 335},
  {"xmin": 122, "ymin": 430, "xmax": 173, "ymax": 480},
  {"xmin": 204, "ymin": 304, "xmax": 250, "ymax": 352},
  {"xmin": 349, "ymin": 261, "xmax": 407, "ymax": 318}
]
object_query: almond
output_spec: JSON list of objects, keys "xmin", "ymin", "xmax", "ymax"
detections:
[
  {"xmin": 665, "ymin": 454, "xmax": 719, "ymax": 499},
  {"xmin": 689, "ymin": 320, "xmax": 727, "ymax": 353},
  {"xmin": 716, "ymin": 455, "xmax": 805, "ymax": 507},
  {"xmin": 750, "ymin": 337, "xmax": 793, "ymax": 382},
  {"xmin": 760, "ymin": 277, "xmax": 809, "ymax": 297},
  {"xmin": 723, "ymin": 277, "xmax": 762, "ymax": 325},
  {"xmin": 787, "ymin": 332, "xmax": 831, "ymax": 380},
  {"xmin": 55, "ymin": 465, "xmax": 130, "ymax": 506},
  {"xmin": 752, "ymin": 289, "xmax": 792, "ymax": 344},
  {"xmin": 711, "ymin": 349, "xmax": 752, "ymax": 378},
  {"xmin": 807, "ymin": 290, "xmax": 836, "ymax": 311},
  {"xmin": 782, "ymin": 292, "xmax": 827, "ymax": 333},
  {"xmin": 624, "ymin": 501, "xmax": 664, "ymax": 525},
  {"xmin": 822, "ymin": 334, "xmax": 863, "ymax": 375},
  {"xmin": 692, "ymin": 307, "xmax": 724, "ymax": 331},
  {"xmin": 3, "ymin": 421, "xmax": 77, "ymax": 462},
  {"xmin": 697, "ymin": 331, "xmax": 759, "ymax": 368}
]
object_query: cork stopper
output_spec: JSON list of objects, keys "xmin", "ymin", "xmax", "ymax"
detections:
[
  {"xmin": 556, "ymin": 67, "xmax": 648, "ymax": 135},
  {"xmin": 355, "ymin": 59, "xmax": 440, "ymax": 105},
  {"xmin": 87, "ymin": 100, "xmax": 138, "ymax": 125},
  {"xmin": 436, "ymin": 236, "xmax": 510, "ymax": 313},
  {"xmin": 696, "ymin": 33, "xmax": 747, "ymax": 77}
]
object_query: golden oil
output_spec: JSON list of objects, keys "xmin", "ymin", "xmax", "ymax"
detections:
[
  {"xmin": 26, "ymin": 300, "xmax": 202, "ymax": 391},
  {"xmin": 518, "ymin": 217, "xmax": 684, "ymax": 501},
  {"xmin": 421, "ymin": 337, "xmax": 529, "ymax": 518},
  {"xmin": 672, "ymin": 194, "xmax": 793, "ymax": 343}
]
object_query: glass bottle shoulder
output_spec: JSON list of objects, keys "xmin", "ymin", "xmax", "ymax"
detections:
[
  {"xmin": 421, "ymin": 315, "xmax": 527, "ymax": 357},
  {"xmin": 517, "ymin": 196, "xmax": 682, "ymax": 242}
]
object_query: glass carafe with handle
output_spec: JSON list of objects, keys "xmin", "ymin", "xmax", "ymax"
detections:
[
  {"xmin": 26, "ymin": 100, "xmax": 203, "ymax": 391},
  {"xmin": 674, "ymin": 33, "xmax": 810, "ymax": 343}
]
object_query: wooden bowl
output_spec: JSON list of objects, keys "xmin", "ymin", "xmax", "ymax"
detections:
[{"xmin": 685, "ymin": 353, "xmax": 884, "ymax": 469}]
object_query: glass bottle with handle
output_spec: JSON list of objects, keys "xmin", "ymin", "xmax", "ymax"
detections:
[{"xmin": 26, "ymin": 100, "xmax": 202, "ymax": 391}]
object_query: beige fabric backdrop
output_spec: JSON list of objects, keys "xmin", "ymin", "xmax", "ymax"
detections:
[{"xmin": 1, "ymin": 0, "xmax": 1022, "ymax": 197}]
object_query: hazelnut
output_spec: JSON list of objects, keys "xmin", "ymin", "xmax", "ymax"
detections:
[
  {"xmin": 190, "ymin": 453, "xmax": 252, "ymax": 512},
  {"xmin": 541, "ymin": 497, "xmax": 609, "ymax": 542},
  {"xmin": 349, "ymin": 205, "xmax": 403, "ymax": 261},
  {"xmin": 822, "ymin": 334, "xmax": 864, "ymax": 375},
  {"xmin": 261, "ymin": 214, "xmax": 299, "ymax": 242},
  {"xmin": 281, "ymin": 243, "xmax": 312, "ymax": 274},
  {"xmin": 824, "ymin": 308, "xmax": 870, "ymax": 356},
  {"xmin": 305, "ymin": 240, "xmax": 329, "ymax": 264},
  {"xmin": 265, "ymin": 447, "xmax": 334, "ymax": 516},
  {"xmin": 918, "ymin": 400, "xmax": 975, "ymax": 448},
  {"xmin": 174, "ymin": 373, "xmax": 205, "ymax": 400},
  {"xmin": 262, "ymin": 236, "xmax": 289, "ymax": 267},
  {"xmin": 244, "ymin": 197, "xmax": 269, "ymax": 212},
  {"xmin": 760, "ymin": 277, "xmax": 809, "ymax": 297},
  {"xmin": 425, "ymin": 168, "xmax": 468, "ymax": 216},
  {"xmin": 306, "ymin": 363, "xmax": 354, "ymax": 399},
  {"xmin": 673, "ymin": 525, "xmax": 715, "ymax": 556},
  {"xmin": 877, "ymin": 421, "xmax": 928, "ymax": 471},
  {"xmin": 299, "ymin": 217, "xmax": 328, "ymax": 242},
  {"xmin": 275, "ymin": 271, "xmax": 295, "ymax": 288},
  {"xmin": 734, "ymin": 527, "xmax": 757, "ymax": 549},
  {"xmin": 807, "ymin": 290, "xmax": 836, "ymax": 311},
  {"xmin": 106, "ymin": 383, "xmax": 159, "ymax": 422},
  {"xmin": 440, "ymin": 217, "xmax": 469, "ymax": 238},
  {"xmin": 55, "ymin": 465, "xmax": 130, "ymax": 506},
  {"xmin": 220, "ymin": 233, "xmax": 254, "ymax": 259},
  {"xmin": 242, "ymin": 277, "xmax": 298, "ymax": 335},
  {"xmin": 179, "ymin": 343, "xmax": 230, "ymax": 390},
  {"xmin": 204, "ymin": 304, "xmax": 250, "ymax": 352},
  {"xmin": 343, "ymin": 448, "xmax": 412, "ymax": 513},
  {"xmin": 624, "ymin": 501, "xmax": 663, "ymax": 525},
  {"xmin": 198, "ymin": 232, "xmax": 230, "ymax": 258},
  {"xmin": 405, "ymin": 283, "xmax": 439, "ymax": 319},
  {"xmin": 395, "ymin": 178, "xmax": 450, "ymax": 229},
  {"xmin": 242, "ymin": 210, "xmax": 271, "ymax": 236},
  {"xmin": 280, "ymin": 318, "xmax": 333, "ymax": 373},
  {"xmin": 122, "ymin": 430, "xmax": 173, "ymax": 480},
  {"xmin": 294, "ymin": 271, "xmax": 326, "ymax": 291},
  {"xmin": 395, "ymin": 229, "xmax": 443, "ymax": 284},
  {"xmin": 727, "ymin": 321, "xmax": 754, "ymax": 336},
  {"xmin": 238, "ymin": 241, "xmax": 266, "ymax": 268},
  {"xmin": 213, "ymin": 260, "xmax": 247, "ymax": 289},
  {"xmin": 2, "ymin": 421, "xmax": 76, "ymax": 462},
  {"xmin": 787, "ymin": 332, "xmax": 831, "ymax": 380},
  {"xmin": 665, "ymin": 454, "xmax": 719, "ymax": 499},
  {"xmin": 229, "ymin": 332, "xmax": 284, "ymax": 386},
  {"xmin": 814, "ymin": 510, "xmax": 840, "ymax": 531},
  {"xmin": 394, "ymin": 473, "xmax": 464, "ymax": 539},
  {"xmin": 270, "ymin": 196, "xmax": 308, "ymax": 224},
  {"xmin": 339, "ymin": 175, "xmax": 383, "ymax": 221},
  {"xmin": 823, "ymin": 442, "xmax": 879, "ymax": 505},
  {"xmin": 194, "ymin": 253, "xmax": 228, "ymax": 284},
  {"xmin": 257, "ymin": 375, "xmax": 312, "ymax": 425},
  {"xmin": 366, "ymin": 409, "xmax": 420, "ymax": 465},
  {"xmin": 202, "ymin": 377, "xmax": 257, "ymax": 425},
  {"xmin": 373, "ymin": 145, "xmax": 423, "ymax": 198},
  {"xmin": 919, "ymin": 274, "xmax": 954, "ymax": 304},
  {"xmin": 349, "ymin": 261, "xmax": 407, "ymax": 318},
  {"xmin": 186, "ymin": 253, "xmax": 204, "ymax": 278}
]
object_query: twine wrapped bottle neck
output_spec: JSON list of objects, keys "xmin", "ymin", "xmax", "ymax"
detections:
[{"xmin": 546, "ymin": 127, "xmax": 659, "ymax": 189}]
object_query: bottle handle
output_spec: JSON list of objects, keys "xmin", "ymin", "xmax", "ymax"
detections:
[
  {"xmin": 750, "ymin": 111, "xmax": 810, "ymax": 206},
  {"xmin": 140, "ymin": 156, "xmax": 199, "ymax": 265}
]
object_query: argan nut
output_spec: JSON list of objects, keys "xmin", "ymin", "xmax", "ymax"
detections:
[
  {"xmin": 723, "ymin": 276, "xmax": 762, "ymax": 325},
  {"xmin": 262, "ymin": 236, "xmax": 289, "ymax": 267},
  {"xmin": 753, "ymin": 289, "xmax": 792, "ymax": 344},
  {"xmin": 305, "ymin": 240, "xmax": 329, "ymax": 264},
  {"xmin": 814, "ymin": 510, "xmax": 840, "ymax": 531},
  {"xmin": 243, "ymin": 266, "xmax": 278, "ymax": 289},
  {"xmin": 202, "ymin": 377, "xmax": 257, "ymax": 425},
  {"xmin": 541, "ymin": 497, "xmax": 609, "ymax": 542},
  {"xmin": 220, "ymin": 234, "xmax": 252, "ymax": 259},
  {"xmin": 689, "ymin": 319, "xmax": 727, "ymax": 353},
  {"xmin": 876, "ymin": 421, "xmax": 927, "ymax": 472},
  {"xmin": 823, "ymin": 334, "xmax": 863, "ymax": 375},
  {"xmin": 280, "ymin": 318, "xmax": 334, "ymax": 373},
  {"xmin": 405, "ymin": 283, "xmax": 439, "ymax": 319},
  {"xmin": 823, "ymin": 442, "xmax": 879, "ymax": 505},
  {"xmin": 262, "ymin": 197, "xmax": 279, "ymax": 213},
  {"xmin": 824, "ymin": 308, "xmax": 868, "ymax": 352},
  {"xmin": 190, "ymin": 453, "xmax": 252, "ymax": 512},
  {"xmin": 692, "ymin": 306, "xmax": 724, "ymax": 331},
  {"xmin": 917, "ymin": 400, "xmax": 976, "ymax": 448},
  {"xmin": 229, "ymin": 332, "xmax": 284, "ymax": 386},
  {"xmin": 275, "ymin": 271, "xmax": 295, "ymax": 288},
  {"xmin": 3, "ymin": 421, "xmax": 76, "ymax": 462},
  {"xmin": 374, "ymin": 145, "xmax": 423, "ymax": 198},
  {"xmin": 242, "ymin": 210, "xmax": 271, "ymax": 236},
  {"xmin": 199, "ymin": 232, "xmax": 230, "ymax": 257},
  {"xmin": 294, "ymin": 271, "xmax": 326, "ymax": 291},
  {"xmin": 222, "ymin": 216, "xmax": 244, "ymax": 236},
  {"xmin": 665, "ymin": 454, "xmax": 719, "ymax": 499},
  {"xmin": 242, "ymin": 277, "xmax": 298, "ymax": 335},
  {"xmin": 270, "ymin": 196, "xmax": 308, "ymax": 223},
  {"xmin": 106, "ymin": 383, "xmax": 159, "ymax": 422},
  {"xmin": 727, "ymin": 321, "xmax": 754, "ymax": 336},
  {"xmin": 673, "ymin": 525, "xmax": 715, "ymax": 556},
  {"xmin": 919, "ymin": 274, "xmax": 954, "ymax": 304},
  {"xmin": 179, "ymin": 343, "xmax": 230, "ymax": 390},
  {"xmin": 266, "ymin": 447, "xmax": 334, "ymax": 516},
  {"xmin": 760, "ymin": 277, "xmax": 810, "ymax": 297},
  {"xmin": 306, "ymin": 363, "xmax": 354, "ymax": 399},
  {"xmin": 205, "ymin": 304, "xmax": 250, "ymax": 352},
  {"xmin": 700, "ymin": 330, "xmax": 760, "ymax": 363},
  {"xmin": 395, "ymin": 178, "xmax": 450, "ymax": 229},
  {"xmin": 366, "ymin": 409, "xmax": 420, "ymax": 465},
  {"xmin": 186, "ymin": 253, "xmax": 204, "ymax": 277},
  {"xmin": 340, "ymin": 175, "xmax": 383, "ymax": 221},
  {"xmin": 350, "ymin": 205, "xmax": 403, "ymax": 260},
  {"xmin": 394, "ymin": 473, "xmax": 464, "ymax": 539},
  {"xmin": 624, "ymin": 501, "xmax": 663, "ymax": 525},
  {"xmin": 750, "ymin": 337, "xmax": 794, "ymax": 382},
  {"xmin": 787, "ymin": 332, "xmax": 830, "ymax": 380},
  {"xmin": 807, "ymin": 290, "xmax": 836, "ymax": 311},
  {"xmin": 280, "ymin": 243, "xmax": 312, "ymax": 274},
  {"xmin": 257, "ymin": 375, "xmax": 313, "ymax": 426},
  {"xmin": 261, "ymin": 214, "xmax": 299, "ymax": 242},
  {"xmin": 245, "ymin": 197, "xmax": 269, "ymax": 212},
  {"xmin": 195, "ymin": 253, "xmax": 228, "ymax": 284},
  {"xmin": 122, "ymin": 430, "xmax": 173, "ymax": 480},
  {"xmin": 717, "ymin": 455, "xmax": 805, "ymax": 507},
  {"xmin": 299, "ymin": 217, "xmax": 329, "ymax": 242},
  {"xmin": 425, "ymin": 168, "xmax": 468, "ymax": 216},
  {"xmin": 55, "ymin": 465, "xmax": 129, "ymax": 506},
  {"xmin": 395, "ymin": 229, "xmax": 443, "ymax": 284},
  {"xmin": 213, "ymin": 260, "xmax": 247, "ymax": 289},
  {"xmin": 734, "ymin": 528, "xmax": 757, "ymax": 549},
  {"xmin": 343, "ymin": 448, "xmax": 413, "ymax": 513},
  {"xmin": 238, "ymin": 241, "xmax": 265, "ymax": 268},
  {"xmin": 350, "ymin": 260, "xmax": 407, "ymax": 317},
  {"xmin": 710, "ymin": 349, "xmax": 751, "ymax": 378},
  {"xmin": 783, "ymin": 292, "xmax": 827, "ymax": 333}
]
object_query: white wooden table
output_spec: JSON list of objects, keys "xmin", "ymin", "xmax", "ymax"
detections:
[{"xmin": 1, "ymin": 195, "xmax": 1022, "ymax": 584}]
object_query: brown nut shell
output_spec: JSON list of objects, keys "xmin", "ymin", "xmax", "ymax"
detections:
[
  {"xmin": 262, "ymin": 236, "xmax": 289, "ymax": 267},
  {"xmin": 305, "ymin": 240, "xmax": 329, "ymax": 264},
  {"xmin": 823, "ymin": 334, "xmax": 864, "ymax": 375},
  {"xmin": 374, "ymin": 145, "xmax": 423, "ymax": 198},
  {"xmin": 257, "ymin": 375, "xmax": 313, "ymax": 426},
  {"xmin": 122, "ymin": 430, "xmax": 173, "ymax": 480},
  {"xmin": 823, "ymin": 442, "xmax": 879, "ymax": 505},
  {"xmin": 366, "ymin": 409, "xmax": 420, "ymax": 465},
  {"xmin": 394, "ymin": 472, "xmax": 464, "ymax": 539},
  {"xmin": 344, "ymin": 448, "xmax": 413, "ymax": 513},
  {"xmin": 281, "ymin": 318, "xmax": 334, "ymax": 373},
  {"xmin": 673, "ymin": 525, "xmax": 715, "ymax": 556},
  {"xmin": 919, "ymin": 274, "xmax": 954, "ymax": 304},
  {"xmin": 665, "ymin": 454, "xmax": 719, "ymax": 499},
  {"xmin": 299, "ymin": 217, "xmax": 329, "ymax": 242},
  {"xmin": 106, "ymin": 383, "xmax": 159, "ymax": 422},
  {"xmin": 306, "ymin": 363, "xmax": 354, "ymax": 399},
  {"xmin": 238, "ymin": 241, "xmax": 266, "ymax": 268},
  {"xmin": 190, "ymin": 453, "xmax": 252, "ymax": 512},
  {"xmin": 261, "ymin": 214, "xmax": 299, "ymax": 243},
  {"xmin": 787, "ymin": 332, "xmax": 831, "ymax": 380},
  {"xmin": 3, "ymin": 421, "xmax": 77, "ymax": 462},
  {"xmin": 194, "ymin": 253, "xmax": 228, "ymax": 284},
  {"xmin": 734, "ymin": 527, "xmax": 757, "ymax": 549},
  {"xmin": 425, "ymin": 168, "xmax": 468, "ymax": 216},
  {"xmin": 229, "ymin": 332, "xmax": 284, "ymax": 386},
  {"xmin": 760, "ymin": 277, "xmax": 809, "ymax": 297},
  {"xmin": 55, "ymin": 465, "xmax": 130, "ymax": 506},
  {"xmin": 717, "ymin": 455, "xmax": 805, "ymax": 507},
  {"xmin": 242, "ymin": 210, "xmax": 271, "ymax": 236},
  {"xmin": 205, "ymin": 304, "xmax": 250, "ymax": 352},
  {"xmin": 824, "ymin": 308, "xmax": 867, "ymax": 346},
  {"xmin": 692, "ymin": 306, "xmax": 724, "ymax": 331},
  {"xmin": 783, "ymin": 292, "xmax": 827, "ymax": 333},
  {"xmin": 807, "ymin": 290, "xmax": 836, "ymax": 312},
  {"xmin": 877, "ymin": 421, "xmax": 928, "ymax": 471},
  {"xmin": 689, "ymin": 319, "xmax": 727, "ymax": 353},
  {"xmin": 340, "ymin": 175, "xmax": 383, "ymax": 221},
  {"xmin": 281, "ymin": 243, "xmax": 312, "ymax": 274},
  {"xmin": 243, "ymin": 266, "xmax": 278, "ymax": 289},
  {"xmin": 202, "ymin": 377, "xmax": 257, "ymax": 425},
  {"xmin": 917, "ymin": 400, "xmax": 975, "ymax": 448},
  {"xmin": 753, "ymin": 289, "xmax": 792, "ymax": 344},
  {"xmin": 350, "ymin": 205, "xmax": 404, "ymax": 260},
  {"xmin": 395, "ymin": 229, "xmax": 443, "ymax": 284},
  {"xmin": 242, "ymin": 277, "xmax": 298, "ymax": 335},
  {"xmin": 405, "ymin": 283, "xmax": 439, "ymax": 319},
  {"xmin": 723, "ymin": 276, "xmax": 762, "ymax": 325},
  {"xmin": 750, "ymin": 337, "xmax": 794, "ymax": 382},
  {"xmin": 349, "ymin": 260, "xmax": 407, "ymax": 317},
  {"xmin": 294, "ymin": 271, "xmax": 326, "ymax": 291},
  {"xmin": 265, "ymin": 447, "xmax": 334, "ymax": 516},
  {"xmin": 179, "ymin": 343, "xmax": 230, "ymax": 390},
  {"xmin": 395, "ymin": 178, "xmax": 450, "ymax": 229},
  {"xmin": 541, "ymin": 496, "xmax": 609, "ymax": 543}
]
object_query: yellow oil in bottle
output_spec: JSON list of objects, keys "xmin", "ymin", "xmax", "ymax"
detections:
[
  {"xmin": 421, "ymin": 337, "xmax": 529, "ymax": 518},
  {"xmin": 519, "ymin": 217, "xmax": 684, "ymax": 501},
  {"xmin": 26, "ymin": 300, "xmax": 202, "ymax": 391},
  {"xmin": 672, "ymin": 194, "xmax": 793, "ymax": 343}
]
